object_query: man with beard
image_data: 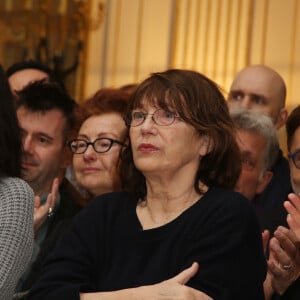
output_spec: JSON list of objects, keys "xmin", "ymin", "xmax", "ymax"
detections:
[{"xmin": 14, "ymin": 80, "xmax": 83, "ymax": 297}]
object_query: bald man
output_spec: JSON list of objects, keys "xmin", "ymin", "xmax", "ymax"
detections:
[
  {"xmin": 228, "ymin": 65, "xmax": 292, "ymax": 211},
  {"xmin": 6, "ymin": 60, "xmax": 65, "ymax": 97},
  {"xmin": 228, "ymin": 65, "xmax": 288, "ymax": 129}
]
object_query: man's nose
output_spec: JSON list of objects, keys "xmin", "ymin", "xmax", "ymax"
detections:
[
  {"xmin": 23, "ymin": 136, "xmax": 34, "ymax": 153},
  {"xmin": 240, "ymin": 96, "xmax": 252, "ymax": 109}
]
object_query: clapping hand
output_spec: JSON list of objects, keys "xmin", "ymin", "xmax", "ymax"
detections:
[
  {"xmin": 284, "ymin": 193, "xmax": 300, "ymax": 240},
  {"xmin": 33, "ymin": 178, "xmax": 59, "ymax": 235},
  {"xmin": 267, "ymin": 227, "xmax": 300, "ymax": 295},
  {"xmin": 264, "ymin": 193, "xmax": 300, "ymax": 298}
]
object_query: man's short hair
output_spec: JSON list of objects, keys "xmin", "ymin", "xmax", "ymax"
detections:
[
  {"xmin": 16, "ymin": 80, "xmax": 76, "ymax": 140},
  {"xmin": 230, "ymin": 107, "xmax": 279, "ymax": 173}
]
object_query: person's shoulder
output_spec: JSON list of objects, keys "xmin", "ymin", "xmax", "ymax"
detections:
[
  {"xmin": 72, "ymin": 192, "xmax": 133, "ymax": 225},
  {"xmin": 0, "ymin": 177, "xmax": 34, "ymax": 217},
  {"xmin": 201, "ymin": 187, "xmax": 260, "ymax": 231},
  {"xmin": 90, "ymin": 191, "xmax": 133, "ymax": 209},
  {"xmin": 0, "ymin": 176, "xmax": 34, "ymax": 199},
  {"xmin": 81, "ymin": 192, "xmax": 132, "ymax": 215},
  {"xmin": 205, "ymin": 186, "xmax": 254, "ymax": 214},
  {"xmin": 208, "ymin": 186, "xmax": 249, "ymax": 203}
]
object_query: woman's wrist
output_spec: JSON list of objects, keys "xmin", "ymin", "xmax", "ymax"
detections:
[{"xmin": 80, "ymin": 286, "xmax": 145, "ymax": 300}]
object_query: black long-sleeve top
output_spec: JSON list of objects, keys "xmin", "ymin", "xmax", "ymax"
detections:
[{"xmin": 29, "ymin": 187, "xmax": 266, "ymax": 300}]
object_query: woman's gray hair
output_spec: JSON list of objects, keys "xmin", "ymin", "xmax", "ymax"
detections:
[{"xmin": 230, "ymin": 106, "xmax": 279, "ymax": 175}]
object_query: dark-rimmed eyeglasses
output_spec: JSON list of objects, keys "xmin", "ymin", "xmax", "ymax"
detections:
[
  {"xmin": 125, "ymin": 109, "xmax": 180, "ymax": 127},
  {"xmin": 288, "ymin": 149, "xmax": 300, "ymax": 169},
  {"xmin": 68, "ymin": 138, "xmax": 126, "ymax": 154}
]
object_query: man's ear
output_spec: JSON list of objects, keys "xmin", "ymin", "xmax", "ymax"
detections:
[
  {"xmin": 256, "ymin": 171, "xmax": 273, "ymax": 194},
  {"xmin": 275, "ymin": 108, "xmax": 288, "ymax": 129},
  {"xmin": 199, "ymin": 135, "xmax": 213, "ymax": 156}
]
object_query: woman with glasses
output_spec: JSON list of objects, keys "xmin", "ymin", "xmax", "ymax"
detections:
[
  {"xmin": 29, "ymin": 69, "xmax": 266, "ymax": 300},
  {"xmin": 68, "ymin": 88, "xmax": 129, "ymax": 203}
]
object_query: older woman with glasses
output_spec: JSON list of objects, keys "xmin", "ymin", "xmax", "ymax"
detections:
[
  {"xmin": 68, "ymin": 88, "xmax": 129, "ymax": 202},
  {"xmin": 29, "ymin": 69, "xmax": 266, "ymax": 300}
]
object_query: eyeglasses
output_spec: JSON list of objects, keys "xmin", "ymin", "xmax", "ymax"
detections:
[
  {"xmin": 125, "ymin": 109, "xmax": 180, "ymax": 127},
  {"xmin": 289, "ymin": 149, "xmax": 300, "ymax": 169},
  {"xmin": 68, "ymin": 138, "xmax": 126, "ymax": 154}
]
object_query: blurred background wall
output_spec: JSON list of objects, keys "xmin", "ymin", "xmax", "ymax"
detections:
[
  {"xmin": 1, "ymin": 0, "xmax": 299, "ymax": 113},
  {"xmin": 84, "ymin": 0, "xmax": 300, "ymax": 152}
]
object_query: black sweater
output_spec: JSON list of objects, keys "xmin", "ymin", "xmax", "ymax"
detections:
[{"xmin": 29, "ymin": 187, "xmax": 266, "ymax": 300}]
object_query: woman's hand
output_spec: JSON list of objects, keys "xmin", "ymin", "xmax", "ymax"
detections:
[
  {"xmin": 146, "ymin": 262, "xmax": 212, "ymax": 299},
  {"xmin": 80, "ymin": 262, "xmax": 213, "ymax": 300},
  {"xmin": 33, "ymin": 178, "xmax": 59, "ymax": 235}
]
